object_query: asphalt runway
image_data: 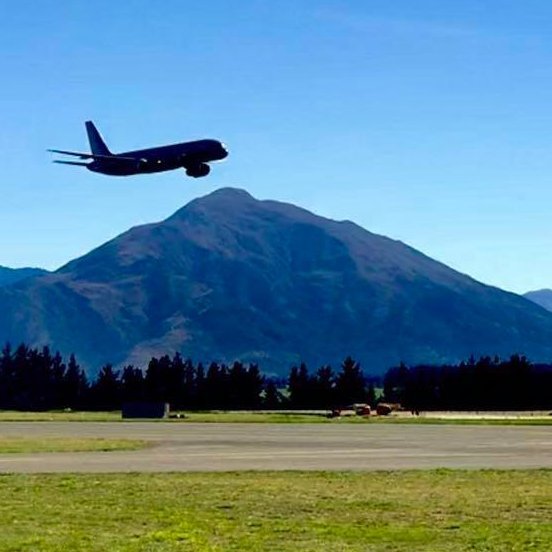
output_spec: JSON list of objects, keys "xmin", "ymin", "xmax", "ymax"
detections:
[{"xmin": 0, "ymin": 422, "xmax": 550, "ymax": 473}]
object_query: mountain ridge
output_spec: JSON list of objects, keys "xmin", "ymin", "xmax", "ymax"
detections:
[
  {"xmin": 1, "ymin": 187, "xmax": 551, "ymax": 376},
  {"xmin": 0, "ymin": 266, "xmax": 48, "ymax": 287},
  {"xmin": 524, "ymin": 289, "xmax": 552, "ymax": 313}
]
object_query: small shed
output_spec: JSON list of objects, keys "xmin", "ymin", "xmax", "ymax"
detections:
[{"xmin": 122, "ymin": 402, "xmax": 169, "ymax": 419}]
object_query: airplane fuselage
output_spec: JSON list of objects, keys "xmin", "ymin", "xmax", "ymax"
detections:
[
  {"xmin": 50, "ymin": 121, "xmax": 228, "ymax": 179},
  {"xmin": 88, "ymin": 139, "xmax": 228, "ymax": 177}
]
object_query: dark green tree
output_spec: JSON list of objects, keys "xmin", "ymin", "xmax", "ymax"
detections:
[
  {"xmin": 63, "ymin": 354, "xmax": 88, "ymax": 409},
  {"xmin": 145, "ymin": 355, "xmax": 172, "ymax": 402},
  {"xmin": 120, "ymin": 365, "xmax": 144, "ymax": 403},
  {"xmin": 314, "ymin": 365, "xmax": 335, "ymax": 407},
  {"xmin": 263, "ymin": 380, "xmax": 282, "ymax": 408},
  {"xmin": 335, "ymin": 356, "xmax": 365, "ymax": 405},
  {"xmin": 203, "ymin": 362, "xmax": 228, "ymax": 408},
  {"xmin": 91, "ymin": 364, "xmax": 121, "ymax": 410},
  {"xmin": 288, "ymin": 363, "xmax": 315, "ymax": 408}
]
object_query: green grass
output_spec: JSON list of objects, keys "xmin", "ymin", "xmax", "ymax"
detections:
[
  {"xmin": 0, "ymin": 437, "xmax": 147, "ymax": 454},
  {"xmin": 0, "ymin": 410, "xmax": 121, "ymax": 422},
  {"xmin": 181, "ymin": 411, "xmax": 334, "ymax": 423},
  {"xmin": 0, "ymin": 409, "xmax": 550, "ymax": 425},
  {"xmin": 179, "ymin": 411, "xmax": 552, "ymax": 425},
  {"xmin": 0, "ymin": 470, "xmax": 549, "ymax": 551}
]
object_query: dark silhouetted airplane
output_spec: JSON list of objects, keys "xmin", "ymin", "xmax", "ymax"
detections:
[{"xmin": 49, "ymin": 121, "xmax": 228, "ymax": 178}]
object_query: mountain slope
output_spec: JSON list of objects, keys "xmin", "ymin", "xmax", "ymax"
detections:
[
  {"xmin": 524, "ymin": 289, "xmax": 552, "ymax": 312},
  {"xmin": 1, "ymin": 188, "xmax": 552, "ymax": 375}
]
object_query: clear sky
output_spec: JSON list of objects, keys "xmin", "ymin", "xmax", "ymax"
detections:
[{"xmin": 1, "ymin": 0, "xmax": 551, "ymax": 293}]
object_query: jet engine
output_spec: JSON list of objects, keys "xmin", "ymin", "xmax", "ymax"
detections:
[{"xmin": 185, "ymin": 163, "xmax": 210, "ymax": 178}]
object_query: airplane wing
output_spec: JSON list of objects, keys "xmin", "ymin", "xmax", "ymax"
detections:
[{"xmin": 48, "ymin": 149, "xmax": 137, "ymax": 162}]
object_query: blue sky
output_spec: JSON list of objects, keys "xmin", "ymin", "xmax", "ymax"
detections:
[{"xmin": 1, "ymin": 0, "xmax": 551, "ymax": 293}]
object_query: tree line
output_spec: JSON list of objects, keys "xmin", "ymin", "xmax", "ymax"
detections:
[
  {"xmin": 384, "ymin": 355, "xmax": 552, "ymax": 411},
  {"xmin": 0, "ymin": 343, "xmax": 550, "ymax": 411}
]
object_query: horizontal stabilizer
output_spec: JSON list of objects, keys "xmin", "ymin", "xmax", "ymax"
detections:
[
  {"xmin": 48, "ymin": 148, "xmax": 93, "ymax": 159},
  {"xmin": 53, "ymin": 160, "xmax": 89, "ymax": 167}
]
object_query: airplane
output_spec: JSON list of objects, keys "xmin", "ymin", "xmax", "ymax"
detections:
[{"xmin": 49, "ymin": 121, "xmax": 228, "ymax": 178}]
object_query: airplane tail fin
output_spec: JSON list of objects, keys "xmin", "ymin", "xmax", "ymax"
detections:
[{"xmin": 85, "ymin": 121, "xmax": 112, "ymax": 155}]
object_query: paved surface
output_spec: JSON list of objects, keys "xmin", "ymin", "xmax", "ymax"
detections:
[{"xmin": 0, "ymin": 422, "xmax": 550, "ymax": 473}]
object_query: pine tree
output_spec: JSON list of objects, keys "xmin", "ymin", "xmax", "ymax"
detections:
[
  {"xmin": 121, "ymin": 365, "xmax": 144, "ymax": 403},
  {"xmin": 314, "ymin": 365, "xmax": 335, "ymax": 407},
  {"xmin": 288, "ymin": 363, "xmax": 314, "ymax": 408},
  {"xmin": 64, "ymin": 354, "xmax": 88, "ymax": 409},
  {"xmin": 0, "ymin": 343, "xmax": 12, "ymax": 408},
  {"xmin": 335, "ymin": 356, "xmax": 365, "ymax": 405},
  {"xmin": 263, "ymin": 380, "xmax": 282, "ymax": 409},
  {"xmin": 92, "ymin": 364, "xmax": 121, "ymax": 410}
]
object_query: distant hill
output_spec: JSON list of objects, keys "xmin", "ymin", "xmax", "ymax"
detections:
[
  {"xmin": 1, "ymin": 188, "xmax": 552, "ymax": 376},
  {"xmin": 523, "ymin": 289, "xmax": 552, "ymax": 313},
  {"xmin": 0, "ymin": 266, "xmax": 48, "ymax": 287}
]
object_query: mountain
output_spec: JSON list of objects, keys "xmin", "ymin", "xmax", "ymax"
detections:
[
  {"xmin": 0, "ymin": 266, "xmax": 48, "ymax": 287},
  {"xmin": 523, "ymin": 289, "xmax": 552, "ymax": 313},
  {"xmin": 1, "ymin": 187, "xmax": 552, "ymax": 376}
]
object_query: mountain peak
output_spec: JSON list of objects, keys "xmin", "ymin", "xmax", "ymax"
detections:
[
  {"xmin": 190, "ymin": 187, "xmax": 255, "ymax": 207},
  {"xmin": 205, "ymin": 187, "xmax": 254, "ymax": 200},
  {"xmin": 168, "ymin": 187, "xmax": 255, "ymax": 221}
]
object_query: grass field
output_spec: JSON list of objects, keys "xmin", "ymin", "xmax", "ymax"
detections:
[
  {"xmin": 0, "ymin": 437, "xmax": 147, "ymax": 454},
  {"xmin": 0, "ymin": 409, "xmax": 550, "ymax": 425},
  {"xmin": 0, "ymin": 411, "xmax": 122, "ymax": 422},
  {"xmin": 178, "ymin": 411, "xmax": 552, "ymax": 425},
  {"xmin": 0, "ymin": 470, "xmax": 549, "ymax": 551}
]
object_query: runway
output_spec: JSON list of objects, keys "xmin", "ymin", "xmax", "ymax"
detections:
[{"xmin": 0, "ymin": 422, "xmax": 550, "ymax": 473}]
